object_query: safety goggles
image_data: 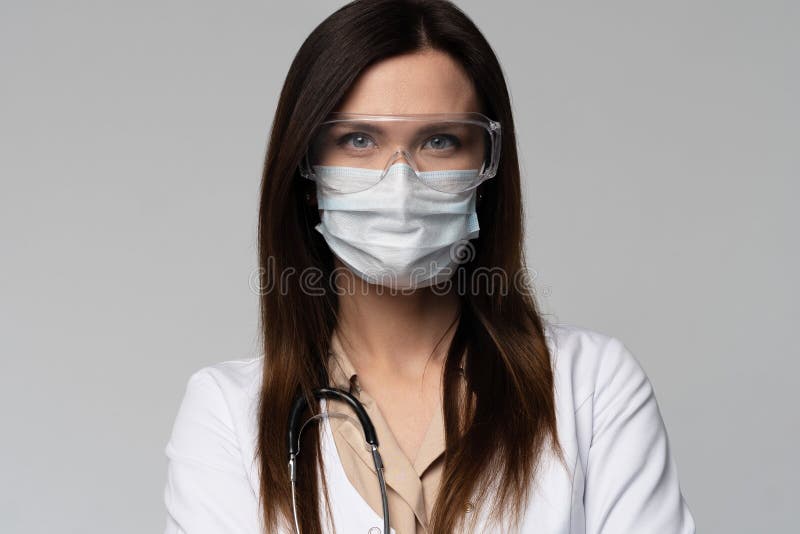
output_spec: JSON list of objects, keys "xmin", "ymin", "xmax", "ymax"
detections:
[{"xmin": 299, "ymin": 112, "xmax": 502, "ymax": 194}]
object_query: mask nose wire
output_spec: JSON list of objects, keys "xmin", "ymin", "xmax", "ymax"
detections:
[
  {"xmin": 383, "ymin": 149, "xmax": 419, "ymax": 175},
  {"xmin": 381, "ymin": 149, "xmax": 425, "ymax": 192}
]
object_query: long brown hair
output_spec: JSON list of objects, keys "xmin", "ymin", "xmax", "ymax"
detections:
[{"xmin": 255, "ymin": 0, "xmax": 563, "ymax": 532}]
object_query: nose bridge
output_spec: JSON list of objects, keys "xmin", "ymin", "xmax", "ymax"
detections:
[
  {"xmin": 381, "ymin": 149, "xmax": 417, "ymax": 199},
  {"xmin": 385, "ymin": 148, "xmax": 416, "ymax": 171}
]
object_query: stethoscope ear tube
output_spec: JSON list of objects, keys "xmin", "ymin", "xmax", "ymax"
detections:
[
  {"xmin": 287, "ymin": 387, "xmax": 379, "ymax": 456},
  {"xmin": 286, "ymin": 387, "xmax": 389, "ymax": 534}
]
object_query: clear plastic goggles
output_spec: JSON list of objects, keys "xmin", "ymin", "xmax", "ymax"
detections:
[{"xmin": 299, "ymin": 112, "xmax": 502, "ymax": 194}]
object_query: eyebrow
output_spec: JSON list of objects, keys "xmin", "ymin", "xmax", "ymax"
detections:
[
  {"xmin": 327, "ymin": 121, "xmax": 386, "ymax": 136},
  {"xmin": 326, "ymin": 121, "xmax": 470, "ymax": 137}
]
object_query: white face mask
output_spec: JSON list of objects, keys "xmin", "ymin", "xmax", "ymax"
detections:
[{"xmin": 313, "ymin": 162, "xmax": 480, "ymax": 289}]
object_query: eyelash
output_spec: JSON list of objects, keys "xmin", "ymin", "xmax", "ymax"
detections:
[
  {"xmin": 338, "ymin": 133, "xmax": 460, "ymax": 150},
  {"xmin": 339, "ymin": 133, "xmax": 376, "ymax": 149}
]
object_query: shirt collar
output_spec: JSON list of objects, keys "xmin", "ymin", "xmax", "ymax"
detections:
[{"xmin": 327, "ymin": 329, "xmax": 467, "ymax": 396}]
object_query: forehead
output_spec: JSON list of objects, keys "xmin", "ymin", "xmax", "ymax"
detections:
[{"xmin": 333, "ymin": 49, "xmax": 481, "ymax": 115}]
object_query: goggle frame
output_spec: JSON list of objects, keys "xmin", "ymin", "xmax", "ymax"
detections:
[{"xmin": 298, "ymin": 112, "xmax": 502, "ymax": 193}]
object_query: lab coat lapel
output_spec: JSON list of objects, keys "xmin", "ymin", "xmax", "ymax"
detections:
[{"xmin": 319, "ymin": 411, "xmax": 399, "ymax": 534}]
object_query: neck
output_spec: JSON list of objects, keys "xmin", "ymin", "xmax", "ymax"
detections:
[{"xmin": 332, "ymin": 261, "xmax": 461, "ymax": 378}]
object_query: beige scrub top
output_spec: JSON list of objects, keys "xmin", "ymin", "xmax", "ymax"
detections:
[{"xmin": 325, "ymin": 330, "xmax": 466, "ymax": 534}]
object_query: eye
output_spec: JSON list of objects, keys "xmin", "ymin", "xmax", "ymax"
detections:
[
  {"xmin": 423, "ymin": 134, "xmax": 460, "ymax": 150},
  {"xmin": 338, "ymin": 132, "xmax": 376, "ymax": 150}
]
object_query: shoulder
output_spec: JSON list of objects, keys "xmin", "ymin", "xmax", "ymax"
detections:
[
  {"xmin": 184, "ymin": 355, "xmax": 265, "ymax": 401},
  {"xmin": 542, "ymin": 320, "xmax": 651, "ymax": 412},
  {"xmin": 542, "ymin": 322, "xmax": 696, "ymax": 532},
  {"xmin": 167, "ymin": 356, "xmax": 265, "ymax": 466},
  {"xmin": 177, "ymin": 355, "xmax": 264, "ymax": 424},
  {"xmin": 164, "ymin": 357, "xmax": 267, "ymax": 531}
]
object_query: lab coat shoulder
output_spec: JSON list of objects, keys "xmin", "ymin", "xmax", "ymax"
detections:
[
  {"xmin": 163, "ymin": 356, "xmax": 265, "ymax": 534},
  {"xmin": 545, "ymin": 321, "xmax": 650, "ymax": 411},
  {"xmin": 543, "ymin": 321, "xmax": 696, "ymax": 534}
]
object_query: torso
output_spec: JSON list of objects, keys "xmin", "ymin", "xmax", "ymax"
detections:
[{"xmin": 189, "ymin": 322, "xmax": 695, "ymax": 533}]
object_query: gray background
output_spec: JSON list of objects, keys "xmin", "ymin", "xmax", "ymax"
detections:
[{"xmin": 1, "ymin": 1, "xmax": 797, "ymax": 532}]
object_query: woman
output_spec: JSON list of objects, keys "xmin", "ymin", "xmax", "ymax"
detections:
[{"xmin": 163, "ymin": 1, "xmax": 695, "ymax": 532}]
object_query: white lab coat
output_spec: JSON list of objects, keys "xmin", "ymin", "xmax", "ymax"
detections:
[{"xmin": 163, "ymin": 322, "xmax": 696, "ymax": 533}]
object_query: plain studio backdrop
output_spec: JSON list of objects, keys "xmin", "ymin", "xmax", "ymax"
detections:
[{"xmin": 1, "ymin": 1, "xmax": 797, "ymax": 532}]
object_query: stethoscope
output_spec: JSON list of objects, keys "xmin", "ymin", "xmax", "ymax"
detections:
[{"xmin": 287, "ymin": 387, "xmax": 391, "ymax": 534}]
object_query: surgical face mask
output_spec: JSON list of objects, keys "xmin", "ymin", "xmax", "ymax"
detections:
[{"xmin": 313, "ymin": 162, "xmax": 480, "ymax": 289}]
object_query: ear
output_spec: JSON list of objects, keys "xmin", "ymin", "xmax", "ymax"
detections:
[{"xmin": 304, "ymin": 186, "xmax": 317, "ymax": 207}]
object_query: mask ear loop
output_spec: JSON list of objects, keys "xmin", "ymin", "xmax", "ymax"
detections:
[{"xmin": 298, "ymin": 147, "xmax": 315, "ymax": 180}]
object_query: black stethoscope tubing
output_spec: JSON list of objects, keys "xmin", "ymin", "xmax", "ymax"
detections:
[{"xmin": 287, "ymin": 387, "xmax": 391, "ymax": 534}]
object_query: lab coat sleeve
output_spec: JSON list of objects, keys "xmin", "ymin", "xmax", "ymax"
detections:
[
  {"xmin": 583, "ymin": 337, "xmax": 696, "ymax": 534},
  {"xmin": 163, "ymin": 368, "xmax": 263, "ymax": 534}
]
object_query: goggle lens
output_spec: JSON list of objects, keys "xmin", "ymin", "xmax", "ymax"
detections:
[{"xmin": 302, "ymin": 115, "xmax": 499, "ymax": 194}]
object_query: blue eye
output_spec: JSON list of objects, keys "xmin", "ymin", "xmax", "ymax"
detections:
[
  {"xmin": 339, "ymin": 133, "xmax": 376, "ymax": 149},
  {"xmin": 424, "ymin": 135, "xmax": 459, "ymax": 150}
]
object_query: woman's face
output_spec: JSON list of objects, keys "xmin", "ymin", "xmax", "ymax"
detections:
[
  {"xmin": 333, "ymin": 49, "xmax": 481, "ymax": 116},
  {"xmin": 319, "ymin": 49, "xmax": 484, "ymax": 283}
]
